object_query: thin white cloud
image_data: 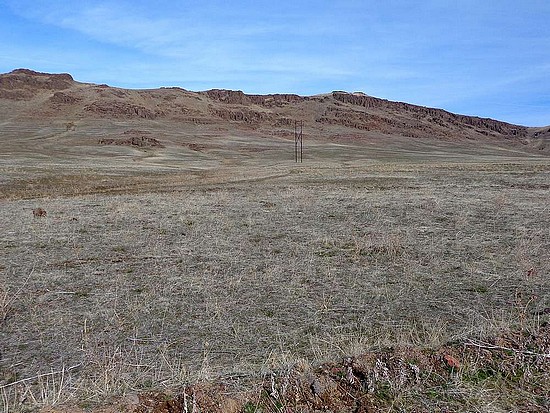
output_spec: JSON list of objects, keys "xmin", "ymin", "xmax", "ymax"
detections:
[
  {"xmin": 7, "ymin": 1, "xmax": 342, "ymax": 56},
  {"xmin": 5, "ymin": 0, "xmax": 352, "ymax": 82},
  {"xmin": 3, "ymin": 0, "xmax": 550, "ymax": 125}
]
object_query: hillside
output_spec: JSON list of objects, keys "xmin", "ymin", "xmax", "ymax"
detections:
[
  {"xmin": 1, "ymin": 68, "xmax": 547, "ymax": 159},
  {"xmin": 1, "ymin": 68, "xmax": 549, "ymax": 201}
]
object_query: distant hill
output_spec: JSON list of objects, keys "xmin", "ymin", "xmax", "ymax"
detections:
[{"xmin": 0, "ymin": 68, "xmax": 548, "ymax": 153}]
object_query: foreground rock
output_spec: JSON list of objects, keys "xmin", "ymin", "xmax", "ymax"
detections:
[{"xmin": 36, "ymin": 328, "xmax": 549, "ymax": 413}]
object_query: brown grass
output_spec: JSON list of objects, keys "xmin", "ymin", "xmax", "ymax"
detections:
[{"xmin": 0, "ymin": 157, "xmax": 549, "ymax": 412}]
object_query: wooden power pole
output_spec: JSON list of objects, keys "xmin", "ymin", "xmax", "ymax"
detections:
[{"xmin": 294, "ymin": 120, "xmax": 303, "ymax": 163}]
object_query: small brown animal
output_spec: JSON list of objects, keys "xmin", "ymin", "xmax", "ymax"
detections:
[{"xmin": 32, "ymin": 208, "xmax": 47, "ymax": 217}]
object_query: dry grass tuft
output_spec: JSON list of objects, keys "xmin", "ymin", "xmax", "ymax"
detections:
[{"xmin": 0, "ymin": 287, "xmax": 10, "ymax": 326}]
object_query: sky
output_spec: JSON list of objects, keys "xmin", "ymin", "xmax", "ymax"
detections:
[{"xmin": 1, "ymin": 1, "xmax": 550, "ymax": 126}]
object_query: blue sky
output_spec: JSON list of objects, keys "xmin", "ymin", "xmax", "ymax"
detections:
[{"xmin": 1, "ymin": 1, "xmax": 549, "ymax": 126}]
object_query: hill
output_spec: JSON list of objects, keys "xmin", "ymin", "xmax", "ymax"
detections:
[{"xmin": 1, "ymin": 69, "xmax": 548, "ymax": 161}]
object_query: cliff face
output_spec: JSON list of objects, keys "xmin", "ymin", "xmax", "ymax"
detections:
[
  {"xmin": 0, "ymin": 69, "xmax": 74, "ymax": 99},
  {"xmin": 328, "ymin": 92, "xmax": 528, "ymax": 139},
  {"xmin": 203, "ymin": 89, "xmax": 304, "ymax": 107},
  {"xmin": 0, "ymin": 68, "xmax": 544, "ymax": 151}
]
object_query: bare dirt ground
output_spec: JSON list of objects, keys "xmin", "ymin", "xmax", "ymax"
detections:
[{"xmin": 1, "ymin": 69, "xmax": 549, "ymax": 412}]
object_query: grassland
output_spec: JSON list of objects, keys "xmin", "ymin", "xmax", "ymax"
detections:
[
  {"xmin": 1, "ymin": 68, "xmax": 549, "ymax": 411},
  {"xmin": 1, "ymin": 144, "xmax": 549, "ymax": 411}
]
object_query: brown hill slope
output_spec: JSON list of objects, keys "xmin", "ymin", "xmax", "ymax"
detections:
[{"xmin": 0, "ymin": 68, "xmax": 548, "ymax": 173}]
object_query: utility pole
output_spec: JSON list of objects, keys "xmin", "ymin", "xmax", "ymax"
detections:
[{"xmin": 294, "ymin": 120, "xmax": 303, "ymax": 163}]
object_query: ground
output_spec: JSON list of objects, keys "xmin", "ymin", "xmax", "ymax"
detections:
[
  {"xmin": 1, "ymin": 150, "xmax": 549, "ymax": 411},
  {"xmin": 1, "ymin": 69, "xmax": 549, "ymax": 411}
]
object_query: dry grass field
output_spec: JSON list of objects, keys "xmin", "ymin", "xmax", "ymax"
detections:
[
  {"xmin": 1, "ymin": 152, "xmax": 549, "ymax": 412},
  {"xmin": 1, "ymin": 69, "xmax": 549, "ymax": 412}
]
